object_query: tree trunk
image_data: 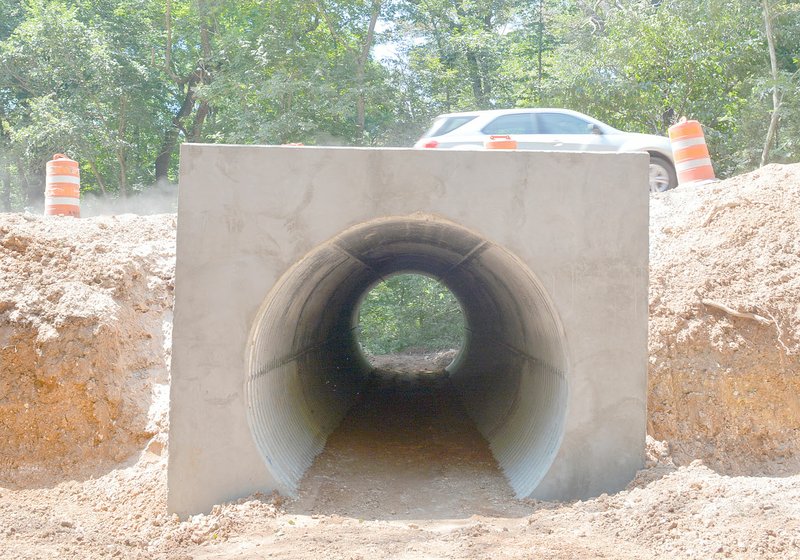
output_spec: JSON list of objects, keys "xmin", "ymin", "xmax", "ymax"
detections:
[
  {"xmin": 355, "ymin": 1, "xmax": 381, "ymax": 144},
  {"xmin": 760, "ymin": 0, "xmax": 781, "ymax": 167},
  {"xmin": 117, "ymin": 95, "xmax": 129, "ymax": 197},
  {"xmin": 155, "ymin": 84, "xmax": 196, "ymax": 182},
  {"xmin": 157, "ymin": 1, "xmax": 214, "ymax": 181},
  {"xmin": 190, "ymin": 101, "xmax": 210, "ymax": 143},
  {"xmin": 88, "ymin": 160, "xmax": 108, "ymax": 197},
  {"xmin": 315, "ymin": 0, "xmax": 381, "ymax": 144},
  {"xmin": 15, "ymin": 156, "xmax": 37, "ymax": 208},
  {"xmin": 538, "ymin": 0, "xmax": 544, "ymax": 99},
  {"xmin": 466, "ymin": 50, "xmax": 488, "ymax": 106},
  {"xmin": 1, "ymin": 170, "xmax": 10, "ymax": 211},
  {"xmin": 155, "ymin": 128, "xmax": 179, "ymax": 182}
]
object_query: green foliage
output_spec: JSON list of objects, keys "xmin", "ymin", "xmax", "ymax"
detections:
[
  {"xmin": 200, "ymin": 0, "xmax": 393, "ymax": 145},
  {"xmin": 387, "ymin": 0, "xmax": 524, "ymax": 113},
  {"xmin": 358, "ymin": 273, "xmax": 465, "ymax": 355},
  {"xmin": 542, "ymin": 0, "xmax": 768, "ymax": 177},
  {"xmin": 0, "ymin": 0, "xmax": 172, "ymax": 202},
  {"xmin": 1, "ymin": 0, "xmax": 800, "ymax": 210},
  {"xmin": 0, "ymin": 0, "xmax": 24, "ymax": 40}
]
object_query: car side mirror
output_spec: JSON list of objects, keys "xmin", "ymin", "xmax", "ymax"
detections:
[{"xmin": 588, "ymin": 124, "xmax": 603, "ymax": 135}]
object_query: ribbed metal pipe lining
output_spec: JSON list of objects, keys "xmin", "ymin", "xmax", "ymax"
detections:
[{"xmin": 246, "ymin": 215, "xmax": 568, "ymax": 498}]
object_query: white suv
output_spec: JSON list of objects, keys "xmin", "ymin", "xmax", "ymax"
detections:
[{"xmin": 414, "ymin": 108, "xmax": 677, "ymax": 192}]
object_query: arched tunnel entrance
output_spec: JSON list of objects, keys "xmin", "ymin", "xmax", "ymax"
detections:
[
  {"xmin": 246, "ymin": 215, "xmax": 568, "ymax": 499},
  {"xmin": 169, "ymin": 145, "xmax": 648, "ymax": 516}
]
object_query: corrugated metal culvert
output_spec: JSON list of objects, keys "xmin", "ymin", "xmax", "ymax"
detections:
[{"xmin": 247, "ymin": 215, "xmax": 568, "ymax": 498}]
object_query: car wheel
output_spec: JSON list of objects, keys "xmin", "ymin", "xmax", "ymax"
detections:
[{"xmin": 649, "ymin": 155, "xmax": 677, "ymax": 193}]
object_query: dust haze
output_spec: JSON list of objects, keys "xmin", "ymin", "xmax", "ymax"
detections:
[{"xmin": 80, "ymin": 181, "xmax": 178, "ymax": 217}]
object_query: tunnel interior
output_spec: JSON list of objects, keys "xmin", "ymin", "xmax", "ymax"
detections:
[{"xmin": 246, "ymin": 215, "xmax": 568, "ymax": 498}]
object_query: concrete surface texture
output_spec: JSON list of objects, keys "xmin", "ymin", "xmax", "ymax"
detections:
[{"xmin": 169, "ymin": 145, "xmax": 649, "ymax": 515}]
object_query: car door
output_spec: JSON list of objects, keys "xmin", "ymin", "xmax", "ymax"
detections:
[
  {"xmin": 533, "ymin": 112, "xmax": 616, "ymax": 152},
  {"xmin": 478, "ymin": 112, "xmax": 549, "ymax": 149}
]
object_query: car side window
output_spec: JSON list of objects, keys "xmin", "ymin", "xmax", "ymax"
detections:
[
  {"xmin": 481, "ymin": 113, "xmax": 536, "ymax": 135},
  {"xmin": 425, "ymin": 116, "xmax": 477, "ymax": 138},
  {"xmin": 535, "ymin": 113, "xmax": 591, "ymax": 135}
]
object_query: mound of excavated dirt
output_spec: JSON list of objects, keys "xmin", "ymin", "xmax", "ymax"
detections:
[
  {"xmin": 649, "ymin": 163, "xmax": 800, "ymax": 474},
  {"xmin": 0, "ymin": 214, "xmax": 175, "ymax": 484},
  {"xmin": 367, "ymin": 348, "xmax": 459, "ymax": 373}
]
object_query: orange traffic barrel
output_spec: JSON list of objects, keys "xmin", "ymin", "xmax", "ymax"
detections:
[
  {"xmin": 484, "ymin": 135, "xmax": 517, "ymax": 150},
  {"xmin": 668, "ymin": 118, "xmax": 715, "ymax": 185},
  {"xmin": 45, "ymin": 154, "xmax": 80, "ymax": 217}
]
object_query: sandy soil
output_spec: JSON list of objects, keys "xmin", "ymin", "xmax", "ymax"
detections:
[
  {"xmin": 649, "ymin": 164, "xmax": 800, "ymax": 474},
  {"xmin": 1, "ymin": 416, "xmax": 797, "ymax": 559},
  {"xmin": 1, "ymin": 164, "xmax": 799, "ymax": 559},
  {"xmin": 0, "ymin": 214, "xmax": 174, "ymax": 486}
]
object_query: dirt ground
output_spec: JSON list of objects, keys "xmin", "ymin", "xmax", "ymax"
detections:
[
  {"xmin": 1, "ymin": 164, "xmax": 799, "ymax": 559},
  {"xmin": 649, "ymin": 164, "xmax": 800, "ymax": 475}
]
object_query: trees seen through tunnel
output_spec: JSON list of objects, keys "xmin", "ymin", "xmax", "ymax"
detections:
[{"xmin": 357, "ymin": 273, "xmax": 465, "ymax": 356}]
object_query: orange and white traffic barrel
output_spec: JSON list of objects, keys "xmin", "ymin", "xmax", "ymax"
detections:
[
  {"xmin": 484, "ymin": 135, "xmax": 517, "ymax": 150},
  {"xmin": 668, "ymin": 118, "xmax": 715, "ymax": 185},
  {"xmin": 45, "ymin": 154, "xmax": 80, "ymax": 217}
]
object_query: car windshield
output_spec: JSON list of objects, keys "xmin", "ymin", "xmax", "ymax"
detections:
[{"xmin": 422, "ymin": 115, "xmax": 477, "ymax": 138}]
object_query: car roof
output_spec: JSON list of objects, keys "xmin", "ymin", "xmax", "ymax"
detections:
[
  {"xmin": 428, "ymin": 107, "xmax": 624, "ymax": 134},
  {"xmin": 434, "ymin": 108, "xmax": 592, "ymax": 119}
]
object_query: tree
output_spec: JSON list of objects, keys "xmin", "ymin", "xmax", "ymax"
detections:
[
  {"xmin": 358, "ymin": 274, "xmax": 465, "ymax": 355},
  {"xmin": 758, "ymin": 0, "xmax": 800, "ymax": 166},
  {"xmin": 0, "ymin": 2, "xmax": 120, "ymax": 202},
  {"xmin": 314, "ymin": 0, "xmax": 383, "ymax": 143},
  {"xmin": 389, "ymin": 0, "xmax": 521, "ymax": 112},
  {"xmin": 544, "ymin": 0, "xmax": 765, "ymax": 177},
  {"xmin": 154, "ymin": 0, "xmax": 217, "ymax": 182},
  {"xmin": 0, "ymin": 0, "xmax": 176, "ymax": 202},
  {"xmin": 194, "ymin": 0, "xmax": 396, "ymax": 146},
  {"xmin": 1, "ymin": 0, "xmax": 799, "ymax": 210},
  {"xmin": 762, "ymin": 0, "xmax": 781, "ymax": 166}
]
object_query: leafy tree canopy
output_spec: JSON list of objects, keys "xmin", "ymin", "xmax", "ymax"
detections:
[
  {"xmin": 1, "ymin": 0, "xmax": 798, "ymax": 208},
  {"xmin": 358, "ymin": 273, "xmax": 465, "ymax": 355}
]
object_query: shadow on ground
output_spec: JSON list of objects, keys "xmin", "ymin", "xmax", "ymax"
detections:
[{"xmin": 287, "ymin": 369, "xmax": 535, "ymax": 521}]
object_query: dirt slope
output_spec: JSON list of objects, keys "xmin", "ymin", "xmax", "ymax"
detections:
[
  {"xmin": 0, "ymin": 214, "xmax": 174, "ymax": 485},
  {"xmin": 649, "ymin": 164, "xmax": 800, "ymax": 474}
]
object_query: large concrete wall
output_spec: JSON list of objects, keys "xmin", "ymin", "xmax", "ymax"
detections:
[{"xmin": 169, "ymin": 145, "xmax": 649, "ymax": 516}]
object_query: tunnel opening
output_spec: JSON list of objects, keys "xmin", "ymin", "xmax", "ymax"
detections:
[
  {"xmin": 246, "ymin": 215, "xmax": 569, "ymax": 499},
  {"xmin": 356, "ymin": 272, "xmax": 466, "ymax": 375}
]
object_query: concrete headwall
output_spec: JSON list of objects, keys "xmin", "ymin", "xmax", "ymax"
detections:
[{"xmin": 168, "ymin": 145, "xmax": 649, "ymax": 515}]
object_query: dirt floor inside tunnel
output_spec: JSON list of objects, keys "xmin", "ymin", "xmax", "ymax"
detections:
[{"xmin": 288, "ymin": 359, "xmax": 534, "ymax": 521}]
